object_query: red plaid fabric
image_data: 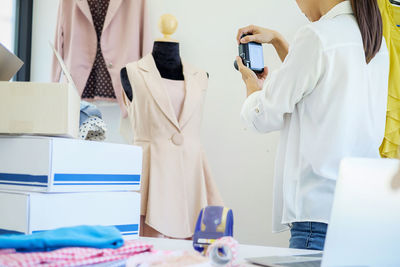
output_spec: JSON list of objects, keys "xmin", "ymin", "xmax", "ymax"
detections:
[{"xmin": 0, "ymin": 240, "xmax": 152, "ymax": 267}]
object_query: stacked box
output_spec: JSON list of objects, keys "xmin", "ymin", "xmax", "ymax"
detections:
[
  {"xmin": 0, "ymin": 136, "xmax": 143, "ymax": 239},
  {"xmin": 0, "ymin": 43, "xmax": 142, "ymax": 239}
]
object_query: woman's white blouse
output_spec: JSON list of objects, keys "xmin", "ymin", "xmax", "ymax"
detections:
[{"xmin": 241, "ymin": 1, "xmax": 389, "ymax": 232}]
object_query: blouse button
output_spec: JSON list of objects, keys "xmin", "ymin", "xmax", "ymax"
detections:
[
  {"xmin": 107, "ymin": 62, "xmax": 113, "ymax": 69},
  {"xmin": 172, "ymin": 133, "xmax": 184, "ymax": 146},
  {"xmin": 255, "ymin": 108, "xmax": 260, "ymax": 114}
]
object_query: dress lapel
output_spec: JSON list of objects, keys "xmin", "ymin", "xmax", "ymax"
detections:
[
  {"xmin": 179, "ymin": 63, "xmax": 202, "ymax": 128},
  {"xmin": 75, "ymin": 0, "xmax": 93, "ymax": 25},
  {"xmin": 138, "ymin": 54, "xmax": 181, "ymax": 131},
  {"xmin": 103, "ymin": 0, "xmax": 124, "ymax": 33}
]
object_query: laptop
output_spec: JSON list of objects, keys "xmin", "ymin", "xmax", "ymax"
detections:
[
  {"xmin": 0, "ymin": 43, "xmax": 23, "ymax": 81},
  {"xmin": 247, "ymin": 158, "xmax": 400, "ymax": 267}
]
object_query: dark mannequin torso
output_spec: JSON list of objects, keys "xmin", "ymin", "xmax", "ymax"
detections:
[
  {"xmin": 121, "ymin": 41, "xmax": 183, "ymax": 102},
  {"xmin": 120, "ymin": 41, "xmax": 208, "ymax": 101}
]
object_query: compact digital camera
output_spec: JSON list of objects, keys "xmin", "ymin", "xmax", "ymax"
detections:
[{"xmin": 234, "ymin": 34, "xmax": 264, "ymax": 73}]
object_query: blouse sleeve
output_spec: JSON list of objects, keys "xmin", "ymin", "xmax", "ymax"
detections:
[{"xmin": 240, "ymin": 25, "xmax": 325, "ymax": 133}]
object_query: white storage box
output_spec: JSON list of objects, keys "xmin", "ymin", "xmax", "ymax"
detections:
[
  {"xmin": 0, "ymin": 44, "xmax": 80, "ymax": 138},
  {"xmin": 0, "ymin": 136, "xmax": 142, "ymax": 192},
  {"xmin": 0, "ymin": 191, "xmax": 141, "ymax": 239}
]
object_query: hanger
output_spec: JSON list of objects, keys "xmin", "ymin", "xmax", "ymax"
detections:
[
  {"xmin": 389, "ymin": 0, "xmax": 400, "ymax": 27},
  {"xmin": 390, "ymin": 0, "xmax": 400, "ymax": 6}
]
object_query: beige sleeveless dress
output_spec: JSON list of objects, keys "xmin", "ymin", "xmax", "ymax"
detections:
[{"xmin": 122, "ymin": 54, "xmax": 223, "ymax": 238}]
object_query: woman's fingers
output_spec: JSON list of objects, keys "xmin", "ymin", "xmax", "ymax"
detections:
[
  {"xmin": 236, "ymin": 56, "xmax": 252, "ymax": 76},
  {"xmin": 240, "ymin": 34, "xmax": 261, "ymax": 44},
  {"xmin": 237, "ymin": 26, "xmax": 279, "ymax": 45},
  {"xmin": 236, "ymin": 25, "xmax": 256, "ymax": 44},
  {"xmin": 236, "ymin": 57, "xmax": 257, "ymax": 81},
  {"xmin": 236, "ymin": 57, "xmax": 265, "ymax": 95},
  {"xmin": 257, "ymin": 67, "xmax": 269, "ymax": 80},
  {"xmin": 236, "ymin": 56, "xmax": 246, "ymax": 70}
]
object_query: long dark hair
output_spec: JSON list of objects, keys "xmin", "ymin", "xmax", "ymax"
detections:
[{"xmin": 350, "ymin": 0, "xmax": 383, "ymax": 63}]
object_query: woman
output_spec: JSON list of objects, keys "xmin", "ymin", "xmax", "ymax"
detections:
[{"xmin": 237, "ymin": 0, "xmax": 389, "ymax": 250}]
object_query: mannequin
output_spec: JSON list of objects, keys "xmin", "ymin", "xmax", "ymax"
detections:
[
  {"xmin": 120, "ymin": 14, "xmax": 223, "ymax": 238},
  {"xmin": 120, "ymin": 42, "xmax": 184, "ymax": 101},
  {"xmin": 120, "ymin": 14, "xmax": 208, "ymax": 101}
]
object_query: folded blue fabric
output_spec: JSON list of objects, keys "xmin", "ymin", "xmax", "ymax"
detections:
[
  {"xmin": 0, "ymin": 225, "xmax": 124, "ymax": 252},
  {"xmin": 80, "ymin": 101, "xmax": 102, "ymax": 126}
]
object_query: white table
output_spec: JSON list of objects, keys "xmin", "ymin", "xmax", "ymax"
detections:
[{"xmin": 140, "ymin": 238, "xmax": 320, "ymax": 266}]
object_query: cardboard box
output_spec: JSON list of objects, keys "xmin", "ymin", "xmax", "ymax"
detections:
[
  {"xmin": 0, "ymin": 43, "xmax": 80, "ymax": 138},
  {"xmin": 0, "ymin": 82, "xmax": 80, "ymax": 138},
  {"xmin": 0, "ymin": 136, "xmax": 142, "ymax": 192},
  {"xmin": 0, "ymin": 191, "xmax": 141, "ymax": 239}
]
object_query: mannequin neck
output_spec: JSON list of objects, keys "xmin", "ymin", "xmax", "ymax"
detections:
[{"xmin": 152, "ymin": 41, "xmax": 184, "ymax": 80}]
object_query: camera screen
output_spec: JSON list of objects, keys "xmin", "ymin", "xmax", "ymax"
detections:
[{"xmin": 248, "ymin": 43, "xmax": 264, "ymax": 70}]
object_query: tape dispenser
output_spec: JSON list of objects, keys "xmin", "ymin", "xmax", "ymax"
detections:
[{"xmin": 193, "ymin": 206, "xmax": 234, "ymax": 253}]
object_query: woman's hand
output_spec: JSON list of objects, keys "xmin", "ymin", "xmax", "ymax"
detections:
[
  {"xmin": 237, "ymin": 25, "xmax": 278, "ymax": 45},
  {"xmin": 237, "ymin": 25, "xmax": 289, "ymax": 62},
  {"xmin": 236, "ymin": 56, "xmax": 269, "ymax": 97}
]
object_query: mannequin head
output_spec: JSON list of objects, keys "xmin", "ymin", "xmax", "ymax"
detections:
[
  {"xmin": 158, "ymin": 14, "xmax": 178, "ymax": 40},
  {"xmin": 295, "ymin": 0, "xmax": 346, "ymax": 21}
]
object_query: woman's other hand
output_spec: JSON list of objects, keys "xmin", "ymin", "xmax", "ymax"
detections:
[
  {"xmin": 237, "ymin": 25, "xmax": 289, "ymax": 62},
  {"xmin": 236, "ymin": 56, "xmax": 269, "ymax": 97}
]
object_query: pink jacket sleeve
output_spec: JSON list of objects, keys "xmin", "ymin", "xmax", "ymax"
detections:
[{"xmin": 51, "ymin": 0, "xmax": 64, "ymax": 83}]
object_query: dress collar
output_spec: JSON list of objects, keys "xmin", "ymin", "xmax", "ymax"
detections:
[{"xmin": 319, "ymin": 0, "xmax": 354, "ymax": 21}]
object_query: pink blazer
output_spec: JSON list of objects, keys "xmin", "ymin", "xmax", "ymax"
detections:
[{"xmin": 51, "ymin": 0, "xmax": 153, "ymax": 116}]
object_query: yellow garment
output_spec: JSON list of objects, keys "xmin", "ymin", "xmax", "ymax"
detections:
[{"xmin": 379, "ymin": 0, "xmax": 400, "ymax": 158}]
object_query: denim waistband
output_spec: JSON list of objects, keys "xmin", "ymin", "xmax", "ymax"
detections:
[{"xmin": 290, "ymin": 221, "xmax": 328, "ymax": 234}]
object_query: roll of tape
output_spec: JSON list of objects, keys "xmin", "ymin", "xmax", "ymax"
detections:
[{"xmin": 206, "ymin": 237, "xmax": 239, "ymax": 267}]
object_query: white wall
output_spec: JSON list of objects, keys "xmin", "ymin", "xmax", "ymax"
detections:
[
  {"xmin": 31, "ymin": 0, "xmax": 59, "ymax": 82},
  {"xmin": 31, "ymin": 0, "xmax": 308, "ymax": 247}
]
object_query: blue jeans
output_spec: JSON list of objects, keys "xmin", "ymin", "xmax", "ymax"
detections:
[{"xmin": 289, "ymin": 222, "xmax": 328, "ymax": 251}]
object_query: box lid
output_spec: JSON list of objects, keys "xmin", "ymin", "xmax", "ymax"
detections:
[{"xmin": 0, "ymin": 43, "xmax": 23, "ymax": 81}]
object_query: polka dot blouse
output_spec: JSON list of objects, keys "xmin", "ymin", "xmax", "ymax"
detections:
[{"xmin": 82, "ymin": 0, "xmax": 116, "ymax": 99}]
